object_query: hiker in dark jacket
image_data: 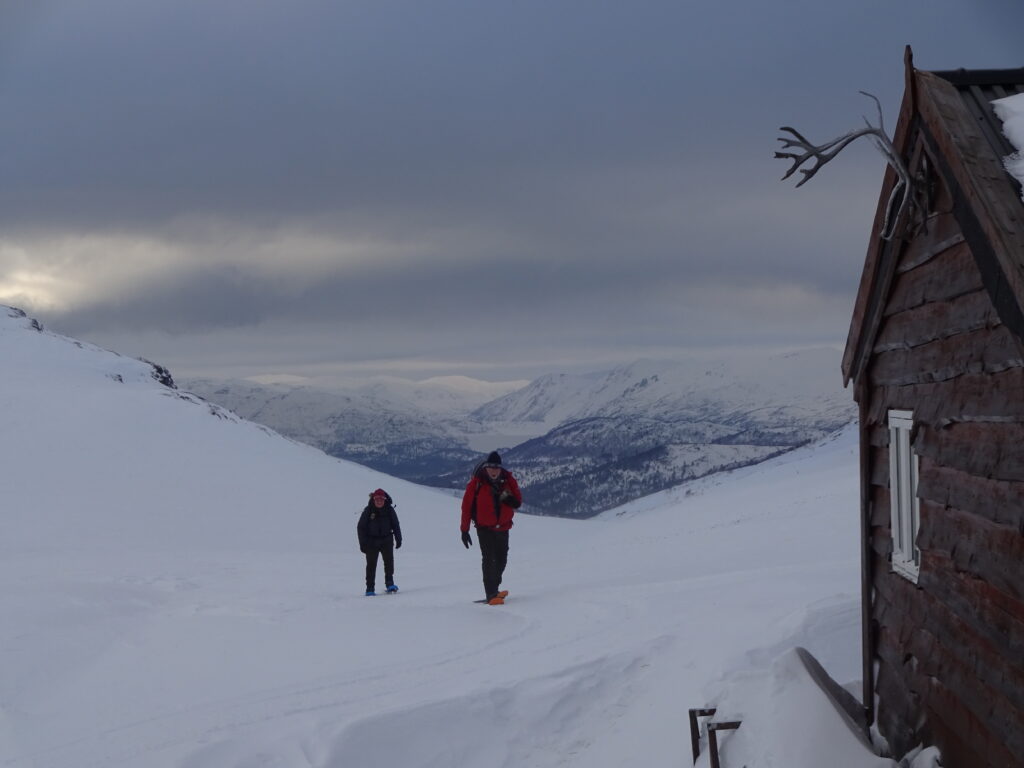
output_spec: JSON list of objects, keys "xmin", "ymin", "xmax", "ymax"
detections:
[
  {"xmin": 357, "ymin": 488, "xmax": 402, "ymax": 596},
  {"xmin": 460, "ymin": 451, "xmax": 522, "ymax": 605}
]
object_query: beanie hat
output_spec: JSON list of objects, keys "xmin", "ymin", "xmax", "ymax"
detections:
[
  {"xmin": 482, "ymin": 451, "xmax": 502, "ymax": 468},
  {"xmin": 371, "ymin": 488, "xmax": 389, "ymax": 499}
]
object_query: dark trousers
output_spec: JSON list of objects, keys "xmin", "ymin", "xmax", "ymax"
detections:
[
  {"xmin": 364, "ymin": 539, "xmax": 394, "ymax": 590},
  {"xmin": 476, "ymin": 527, "xmax": 509, "ymax": 598}
]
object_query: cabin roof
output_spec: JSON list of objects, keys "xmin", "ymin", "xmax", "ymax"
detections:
[
  {"xmin": 842, "ymin": 54, "xmax": 1024, "ymax": 387},
  {"xmin": 932, "ymin": 66, "xmax": 1024, "ymax": 194}
]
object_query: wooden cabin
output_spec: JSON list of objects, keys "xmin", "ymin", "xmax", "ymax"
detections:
[{"xmin": 842, "ymin": 54, "xmax": 1024, "ymax": 768}]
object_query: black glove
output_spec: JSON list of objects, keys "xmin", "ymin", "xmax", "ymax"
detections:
[
  {"xmin": 395, "ymin": 539, "xmax": 402, "ymax": 549},
  {"xmin": 461, "ymin": 530, "xmax": 472, "ymax": 548}
]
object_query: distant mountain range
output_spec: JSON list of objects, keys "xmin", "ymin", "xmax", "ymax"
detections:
[
  {"xmin": 180, "ymin": 376, "xmax": 523, "ymax": 479},
  {"xmin": 185, "ymin": 348, "xmax": 856, "ymax": 518}
]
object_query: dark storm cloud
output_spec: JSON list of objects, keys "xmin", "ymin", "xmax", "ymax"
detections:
[
  {"xmin": 2, "ymin": 0, "xmax": 1023, "ymax": 377},
  {"xmin": 8, "ymin": 0, "xmax": 1013, "ymax": 229},
  {"xmin": 3, "ymin": 0, "xmax": 708, "ymax": 226}
]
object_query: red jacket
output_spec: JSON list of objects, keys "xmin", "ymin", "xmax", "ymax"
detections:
[{"xmin": 461, "ymin": 469, "xmax": 522, "ymax": 532}]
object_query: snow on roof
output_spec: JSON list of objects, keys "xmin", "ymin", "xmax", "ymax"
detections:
[{"xmin": 992, "ymin": 91, "xmax": 1024, "ymax": 202}]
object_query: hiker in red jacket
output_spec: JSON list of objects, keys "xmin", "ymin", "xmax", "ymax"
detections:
[{"xmin": 461, "ymin": 451, "xmax": 522, "ymax": 605}]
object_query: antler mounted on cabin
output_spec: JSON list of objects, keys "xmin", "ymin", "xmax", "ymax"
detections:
[{"xmin": 775, "ymin": 92, "xmax": 924, "ymax": 241}]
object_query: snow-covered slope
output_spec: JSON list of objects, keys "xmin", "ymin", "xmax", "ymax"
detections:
[
  {"xmin": 2, "ymin": 305, "xmax": 904, "ymax": 767},
  {"xmin": 0, "ymin": 307, "xmax": 412, "ymax": 555}
]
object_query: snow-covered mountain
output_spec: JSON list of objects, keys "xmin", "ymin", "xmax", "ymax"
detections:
[
  {"xmin": 473, "ymin": 349, "xmax": 850, "ymax": 425},
  {"xmin": 183, "ymin": 376, "xmax": 486, "ymax": 478},
  {"xmin": 195, "ymin": 372, "xmax": 527, "ymax": 418},
  {"xmin": 190, "ymin": 349, "xmax": 856, "ymax": 518},
  {"xmin": 441, "ymin": 349, "xmax": 858, "ymax": 516},
  {"xmin": 469, "ymin": 370, "xmax": 602, "ymax": 426},
  {"xmin": 2, "ymin": 303, "xmax": 914, "ymax": 767}
]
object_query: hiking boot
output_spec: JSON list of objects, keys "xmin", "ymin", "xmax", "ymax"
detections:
[
  {"xmin": 495, "ymin": 590, "xmax": 508, "ymax": 599},
  {"xmin": 487, "ymin": 596, "xmax": 505, "ymax": 605},
  {"xmin": 386, "ymin": 585, "xmax": 399, "ymax": 593},
  {"xmin": 365, "ymin": 589, "xmax": 375, "ymax": 596}
]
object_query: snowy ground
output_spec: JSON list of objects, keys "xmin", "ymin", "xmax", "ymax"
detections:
[{"xmin": 1, "ymin": 307, "xmax": 913, "ymax": 767}]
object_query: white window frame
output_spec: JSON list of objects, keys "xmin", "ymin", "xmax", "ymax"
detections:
[{"xmin": 888, "ymin": 409, "xmax": 921, "ymax": 583}]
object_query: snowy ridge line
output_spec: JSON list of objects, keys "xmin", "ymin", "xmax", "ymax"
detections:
[{"xmin": 1, "ymin": 303, "xmax": 176, "ymax": 391}]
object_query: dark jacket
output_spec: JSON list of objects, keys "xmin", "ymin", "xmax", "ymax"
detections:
[
  {"xmin": 357, "ymin": 501, "xmax": 402, "ymax": 550},
  {"xmin": 460, "ymin": 468, "xmax": 522, "ymax": 532}
]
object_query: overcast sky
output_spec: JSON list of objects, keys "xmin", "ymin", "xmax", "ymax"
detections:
[{"xmin": 2, "ymin": 1, "xmax": 1021, "ymax": 383}]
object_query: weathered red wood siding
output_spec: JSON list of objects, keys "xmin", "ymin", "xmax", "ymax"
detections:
[{"xmin": 861, "ymin": 152, "xmax": 1024, "ymax": 767}]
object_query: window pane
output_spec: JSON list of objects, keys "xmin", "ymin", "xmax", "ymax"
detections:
[
  {"xmin": 887, "ymin": 410, "xmax": 920, "ymax": 581},
  {"xmin": 889, "ymin": 427, "xmax": 903, "ymax": 554}
]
